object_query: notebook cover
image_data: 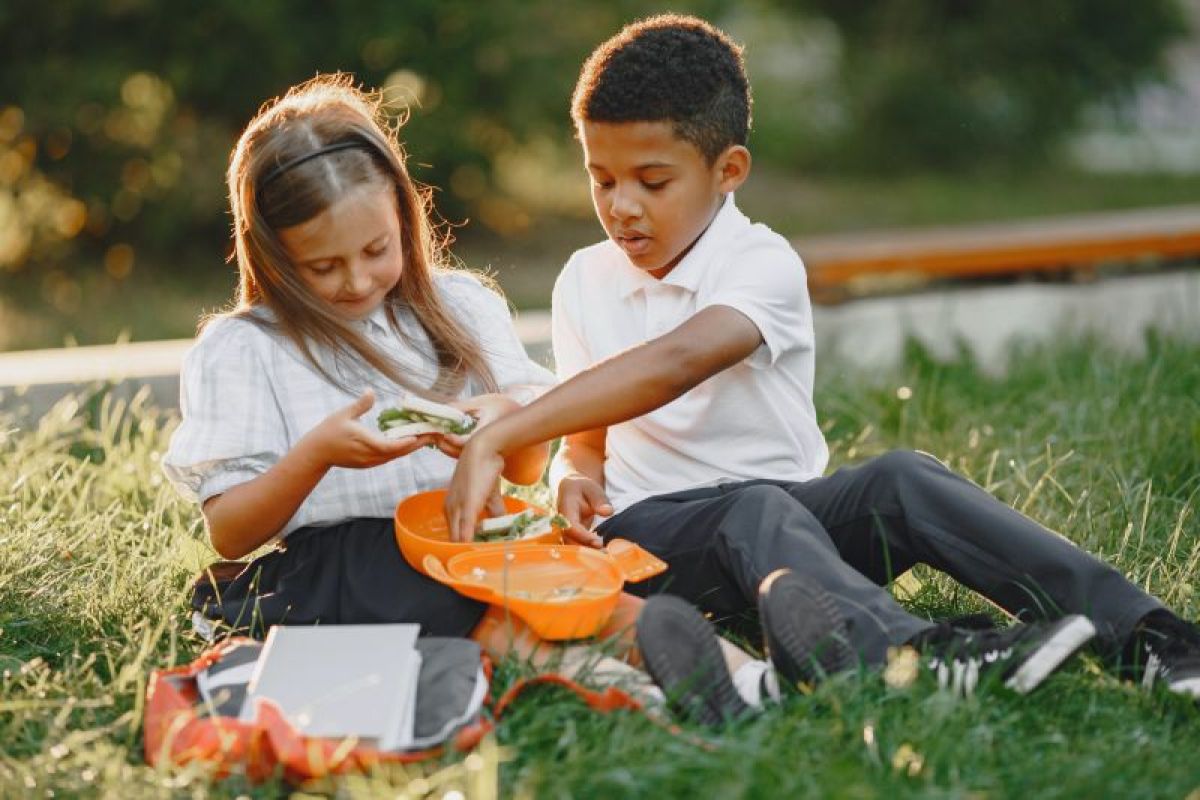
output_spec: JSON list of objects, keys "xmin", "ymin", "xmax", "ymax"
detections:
[{"xmin": 240, "ymin": 624, "xmax": 420, "ymax": 742}]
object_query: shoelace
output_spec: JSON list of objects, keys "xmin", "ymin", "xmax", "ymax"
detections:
[
  {"xmin": 924, "ymin": 628, "xmax": 1021, "ymax": 696},
  {"xmin": 1140, "ymin": 616, "xmax": 1200, "ymax": 674},
  {"xmin": 930, "ymin": 657, "xmax": 980, "ymax": 695},
  {"xmin": 1123, "ymin": 614, "xmax": 1200, "ymax": 690},
  {"xmin": 1142, "ymin": 651, "xmax": 1163, "ymax": 690}
]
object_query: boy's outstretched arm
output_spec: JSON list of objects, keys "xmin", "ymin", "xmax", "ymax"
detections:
[
  {"xmin": 432, "ymin": 392, "xmax": 551, "ymax": 486},
  {"xmin": 444, "ymin": 304, "xmax": 762, "ymax": 541}
]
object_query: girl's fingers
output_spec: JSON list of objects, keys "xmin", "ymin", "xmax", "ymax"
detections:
[
  {"xmin": 343, "ymin": 389, "xmax": 375, "ymax": 418},
  {"xmin": 376, "ymin": 432, "xmax": 436, "ymax": 459}
]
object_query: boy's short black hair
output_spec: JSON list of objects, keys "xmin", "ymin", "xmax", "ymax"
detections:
[{"xmin": 572, "ymin": 14, "xmax": 751, "ymax": 163}]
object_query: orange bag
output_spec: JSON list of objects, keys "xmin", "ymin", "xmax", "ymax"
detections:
[
  {"xmin": 142, "ymin": 636, "xmax": 493, "ymax": 783},
  {"xmin": 143, "ymin": 636, "xmax": 663, "ymax": 784}
]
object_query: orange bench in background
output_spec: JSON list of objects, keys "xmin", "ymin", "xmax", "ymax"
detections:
[{"xmin": 795, "ymin": 204, "xmax": 1200, "ymax": 303}]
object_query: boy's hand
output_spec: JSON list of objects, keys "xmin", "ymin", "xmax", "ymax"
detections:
[
  {"xmin": 556, "ymin": 475, "xmax": 610, "ymax": 548},
  {"xmin": 444, "ymin": 430, "xmax": 507, "ymax": 542},
  {"xmin": 433, "ymin": 393, "xmax": 520, "ymax": 459},
  {"xmin": 302, "ymin": 390, "xmax": 435, "ymax": 469}
]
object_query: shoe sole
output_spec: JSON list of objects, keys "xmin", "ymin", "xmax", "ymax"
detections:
[
  {"xmin": 636, "ymin": 594, "xmax": 751, "ymax": 726},
  {"xmin": 1005, "ymin": 614, "xmax": 1097, "ymax": 694},
  {"xmin": 758, "ymin": 569, "xmax": 853, "ymax": 688}
]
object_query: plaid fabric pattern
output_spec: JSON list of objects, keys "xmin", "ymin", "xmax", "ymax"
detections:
[{"xmin": 162, "ymin": 272, "xmax": 554, "ymax": 537}]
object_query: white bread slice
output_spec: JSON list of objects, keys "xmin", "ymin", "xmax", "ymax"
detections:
[
  {"xmin": 400, "ymin": 396, "xmax": 474, "ymax": 428},
  {"xmin": 381, "ymin": 421, "xmax": 442, "ymax": 439},
  {"xmin": 476, "ymin": 512, "xmax": 524, "ymax": 534}
]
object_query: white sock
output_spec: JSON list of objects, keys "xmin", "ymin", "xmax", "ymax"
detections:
[{"xmin": 732, "ymin": 659, "xmax": 781, "ymax": 709}]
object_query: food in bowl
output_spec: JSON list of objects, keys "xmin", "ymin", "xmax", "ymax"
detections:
[
  {"xmin": 394, "ymin": 489, "xmax": 564, "ymax": 575},
  {"xmin": 475, "ymin": 510, "xmax": 569, "ymax": 542}
]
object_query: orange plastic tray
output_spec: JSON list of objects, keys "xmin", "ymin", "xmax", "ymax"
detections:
[
  {"xmin": 394, "ymin": 489, "xmax": 563, "ymax": 575},
  {"xmin": 423, "ymin": 541, "xmax": 666, "ymax": 640}
]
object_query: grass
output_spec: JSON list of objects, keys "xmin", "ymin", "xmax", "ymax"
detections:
[{"xmin": 2, "ymin": 332, "xmax": 1199, "ymax": 798}]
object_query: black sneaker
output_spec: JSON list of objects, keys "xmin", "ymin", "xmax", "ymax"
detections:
[
  {"xmin": 911, "ymin": 614, "xmax": 1096, "ymax": 695},
  {"xmin": 635, "ymin": 594, "xmax": 752, "ymax": 726},
  {"xmin": 757, "ymin": 569, "xmax": 854, "ymax": 689},
  {"xmin": 1121, "ymin": 611, "xmax": 1200, "ymax": 701}
]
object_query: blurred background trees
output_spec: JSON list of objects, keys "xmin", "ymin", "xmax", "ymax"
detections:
[{"xmin": 0, "ymin": 0, "xmax": 1192, "ymax": 347}]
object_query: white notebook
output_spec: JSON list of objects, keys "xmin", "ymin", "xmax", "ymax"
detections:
[{"xmin": 239, "ymin": 624, "xmax": 422, "ymax": 750}]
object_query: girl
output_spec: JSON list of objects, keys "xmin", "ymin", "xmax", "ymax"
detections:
[
  {"xmin": 162, "ymin": 75, "xmax": 814, "ymax": 725},
  {"xmin": 162, "ymin": 74, "xmax": 556, "ymax": 643}
]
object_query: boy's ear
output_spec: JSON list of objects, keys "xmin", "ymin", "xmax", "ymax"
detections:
[{"xmin": 715, "ymin": 145, "xmax": 751, "ymax": 193}]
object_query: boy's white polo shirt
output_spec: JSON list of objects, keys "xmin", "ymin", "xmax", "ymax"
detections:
[{"xmin": 552, "ymin": 196, "xmax": 829, "ymax": 515}]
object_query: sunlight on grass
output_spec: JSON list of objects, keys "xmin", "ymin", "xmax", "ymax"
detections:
[{"xmin": 2, "ymin": 334, "xmax": 1198, "ymax": 796}]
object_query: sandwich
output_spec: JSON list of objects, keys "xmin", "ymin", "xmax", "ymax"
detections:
[
  {"xmin": 475, "ymin": 509, "xmax": 569, "ymax": 542},
  {"xmin": 377, "ymin": 396, "xmax": 478, "ymax": 439}
]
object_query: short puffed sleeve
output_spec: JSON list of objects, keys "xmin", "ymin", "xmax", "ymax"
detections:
[{"xmin": 160, "ymin": 318, "xmax": 289, "ymax": 503}]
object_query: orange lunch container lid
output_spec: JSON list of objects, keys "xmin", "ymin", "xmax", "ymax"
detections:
[
  {"xmin": 422, "ymin": 541, "xmax": 666, "ymax": 640},
  {"xmin": 444, "ymin": 545, "xmax": 623, "ymax": 601}
]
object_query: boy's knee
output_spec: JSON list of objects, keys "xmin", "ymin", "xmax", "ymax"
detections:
[
  {"xmin": 726, "ymin": 483, "xmax": 795, "ymax": 514},
  {"xmin": 715, "ymin": 484, "xmax": 814, "ymax": 542},
  {"xmin": 861, "ymin": 449, "xmax": 948, "ymax": 488}
]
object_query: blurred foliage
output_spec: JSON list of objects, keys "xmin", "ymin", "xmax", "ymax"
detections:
[
  {"xmin": 0, "ymin": 0, "xmax": 726, "ymax": 300},
  {"xmin": 773, "ymin": 0, "xmax": 1190, "ymax": 171},
  {"xmin": 0, "ymin": 0, "xmax": 1188, "ymax": 313}
]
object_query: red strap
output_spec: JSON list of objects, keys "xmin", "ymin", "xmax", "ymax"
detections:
[
  {"xmin": 491, "ymin": 674, "xmax": 717, "ymax": 751},
  {"xmin": 493, "ymin": 674, "xmax": 644, "ymax": 716}
]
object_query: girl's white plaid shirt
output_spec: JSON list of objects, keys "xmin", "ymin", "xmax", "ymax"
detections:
[{"xmin": 162, "ymin": 272, "xmax": 555, "ymax": 538}]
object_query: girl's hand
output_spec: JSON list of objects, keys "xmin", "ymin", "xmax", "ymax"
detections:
[
  {"xmin": 434, "ymin": 393, "xmax": 521, "ymax": 459},
  {"xmin": 556, "ymin": 475, "xmax": 609, "ymax": 548},
  {"xmin": 301, "ymin": 390, "xmax": 436, "ymax": 469}
]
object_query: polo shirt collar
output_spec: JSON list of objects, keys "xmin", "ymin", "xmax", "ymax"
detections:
[
  {"xmin": 614, "ymin": 194, "xmax": 748, "ymax": 298},
  {"xmin": 361, "ymin": 303, "xmax": 391, "ymax": 334}
]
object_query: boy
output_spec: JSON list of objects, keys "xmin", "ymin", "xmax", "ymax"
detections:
[{"xmin": 445, "ymin": 14, "xmax": 1199, "ymax": 700}]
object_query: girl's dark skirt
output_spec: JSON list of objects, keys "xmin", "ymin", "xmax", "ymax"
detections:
[{"xmin": 191, "ymin": 518, "xmax": 487, "ymax": 639}]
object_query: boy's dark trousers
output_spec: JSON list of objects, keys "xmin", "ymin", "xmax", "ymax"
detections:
[{"xmin": 596, "ymin": 450, "xmax": 1163, "ymax": 663}]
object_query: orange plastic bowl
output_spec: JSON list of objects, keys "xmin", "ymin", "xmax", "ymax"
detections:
[
  {"xmin": 422, "ymin": 540, "xmax": 666, "ymax": 640},
  {"xmin": 394, "ymin": 489, "xmax": 563, "ymax": 575}
]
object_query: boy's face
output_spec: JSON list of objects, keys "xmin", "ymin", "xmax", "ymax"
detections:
[{"xmin": 581, "ymin": 120, "xmax": 748, "ymax": 279}]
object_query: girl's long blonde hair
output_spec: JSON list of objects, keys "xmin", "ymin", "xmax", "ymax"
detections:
[{"xmin": 220, "ymin": 74, "xmax": 497, "ymax": 398}]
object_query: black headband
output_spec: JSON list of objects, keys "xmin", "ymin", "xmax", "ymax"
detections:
[{"xmin": 260, "ymin": 140, "xmax": 364, "ymax": 187}]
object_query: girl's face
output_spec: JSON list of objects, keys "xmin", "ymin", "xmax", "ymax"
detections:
[{"xmin": 278, "ymin": 183, "xmax": 404, "ymax": 320}]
